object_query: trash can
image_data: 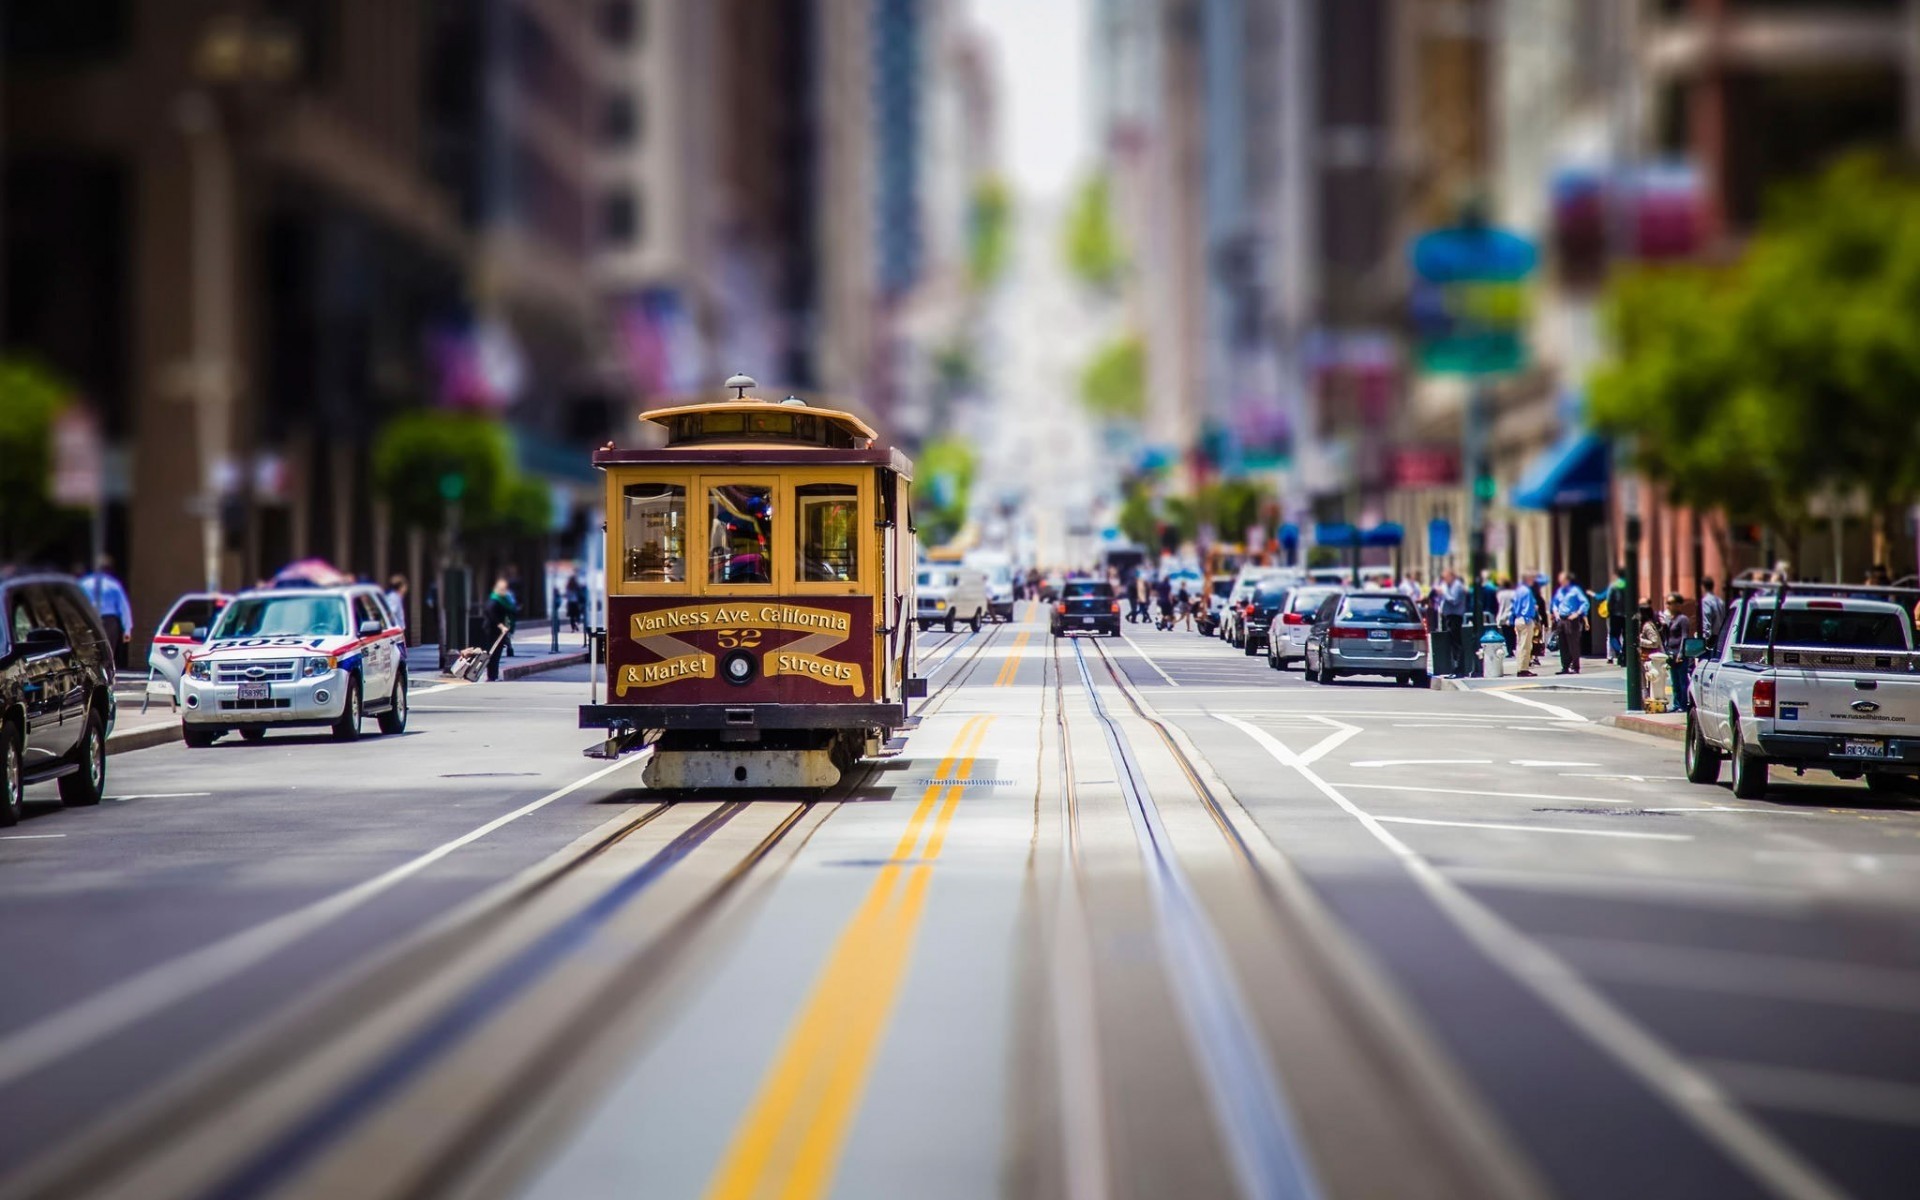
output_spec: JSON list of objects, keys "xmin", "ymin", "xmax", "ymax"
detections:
[{"xmin": 1479, "ymin": 628, "xmax": 1508, "ymax": 679}]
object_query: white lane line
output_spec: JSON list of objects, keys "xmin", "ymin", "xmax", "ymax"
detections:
[
  {"xmin": 1115, "ymin": 634, "xmax": 1180, "ymax": 687},
  {"xmin": 1481, "ymin": 689, "xmax": 1588, "ymax": 722},
  {"xmin": 0, "ymin": 754, "xmax": 638, "ymax": 1090},
  {"xmin": 1510, "ymin": 760, "xmax": 1600, "ymax": 768},
  {"xmin": 1563, "ymin": 774, "xmax": 1690, "ymax": 782},
  {"xmin": 107, "ymin": 792, "xmax": 213, "ymax": 802},
  {"xmin": 1351, "ymin": 758, "xmax": 1493, "ymax": 769},
  {"xmin": 0, "ymin": 834, "xmax": 66, "ymax": 841},
  {"xmin": 1644, "ymin": 806, "xmax": 1821, "ymax": 817},
  {"xmin": 410, "ymin": 681, "xmax": 464, "ymax": 696},
  {"xmin": 1701, "ymin": 1059, "xmax": 1920, "ymax": 1129},
  {"xmin": 1546, "ymin": 935, "xmax": 1920, "ymax": 1014},
  {"xmin": 1333, "ymin": 783, "xmax": 1639, "ymax": 804},
  {"xmin": 1215, "ymin": 712, "xmax": 1846, "ymax": 1200},
  {"xmin": 1372, "ymin": 815, "xmax": 1693, "ymax": 842}
]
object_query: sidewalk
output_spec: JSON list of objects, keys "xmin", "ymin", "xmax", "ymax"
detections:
[{"xmin": 408, "ymin": 626, "xmax": 590, "ymax": 683}]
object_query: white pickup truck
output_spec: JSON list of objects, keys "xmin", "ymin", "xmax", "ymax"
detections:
[{"xmin": 1685, "ymin": 589, "xmax": 1920, "ymax": 798}]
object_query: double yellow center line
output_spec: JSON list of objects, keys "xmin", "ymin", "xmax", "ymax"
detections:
[
  {"xmin": 994, "ymin": 631, "xmax": 1032, "ymax": 687},
  {"xmin": 705, "ymin": 714, "xmax": 996, "ymax": 1200}
]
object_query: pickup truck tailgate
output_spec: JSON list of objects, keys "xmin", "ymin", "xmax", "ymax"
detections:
[{"xmin": 1774, "ymin": 671, "xmax": 1920, "ymax": 738}]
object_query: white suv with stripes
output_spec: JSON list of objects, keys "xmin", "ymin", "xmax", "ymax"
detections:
[{"xmin": 178, "ymin": 585, "xmax": 408, "ymax": 747}]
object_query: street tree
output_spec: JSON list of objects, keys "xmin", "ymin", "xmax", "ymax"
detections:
[
  {"xmin": 0, "ymin": 358, "xmax": 88, "ymax": 565},
  {"xmin": 1589, "ymin": 154, "xmax": 1920, "ymax": 557}
]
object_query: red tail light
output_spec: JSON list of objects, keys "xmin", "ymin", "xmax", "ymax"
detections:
[
  {"xmin": 1110, "ymin": 601, "xmax": 1120, "ymax": 613},
  {"xmin": 1281, "ymin": 611, "xmax": 1305, "ymax": 625},
  {"xmin": 1391, "ymin": 627, "xmax": 1428, "ymax": 641},
  {"xmin": 1753, "ymin": 678, "xmax": 1776, "ymax": 718},
  {"xmin": 1330, "ymin": 625, "xmax": 1366, "ymax": 639},
  {"xmin": 1056, "ymin": 602, "xmax": 1067, "ymax": 614}
]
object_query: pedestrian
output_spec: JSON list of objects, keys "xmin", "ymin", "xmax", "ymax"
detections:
[
  {"xmin": 1509, "ymin": 576, "xmax": 1540, "ymax": 676},
  {"xmin": 1175, "ymin": 584, "xmax": 1194, "ymax": 631},
  {"xmin": 1606, "ymin": 566, "xmax": 1628, "ymax": 664},
  {"xmin": 1154, "ymin": 576, "xmax": 1174, "ymax": 630},
  {"xmin": 384, "ymin": 575, "xmax": 408, "ymax": 639},
  {"xmin": 1663, "ymin": 592, "xmax": 1695, "ymax": 712},
  {"xmin": 1551, "ymin": 571, "xmax": 1589, "ymax": 674},
  {"xmin": 78, "ymin": 556, "xmax": 133, "ymax": 670},
  {"xmin": 1131, "ymin": 574, "xmax": 1151, "ymax": 623},
  {"xmin": 565, "ymin": 574, "xmax": 585, "ymax": 633},
  {"xmin": 1698, "ymin": 577, "xmax": 1725, "ymax": 646},
  {"xmin": 484, "ymin": 578, "xmax": 514, "ymax": 682},
  {"xmin": 501, "ymin": 567, "xmax": 521, "ymax": 657},
  {"xmin": 1495, "ymin": 576, "xmax": 1517, "ymax": 655},
  {"xmin": 1436, "ymin": 569, "xmax": 1468, "ymax": 677}
]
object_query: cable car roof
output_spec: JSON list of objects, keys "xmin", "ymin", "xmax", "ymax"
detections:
[{"xmin": 639, "ymin": 398, "xmax": 878, "ymax": 449}]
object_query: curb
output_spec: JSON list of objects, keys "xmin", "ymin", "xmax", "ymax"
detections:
[
  {"xmin": 433, "ymin": 650, "xmax": 590, "ymax": 685},
  {"xmin": 106, "ymin": 722, "xmax": 184, "ymax": 757},
  {"xmin": 1600, "ymin": 713, "xmax": 1687, "ymax": 742}
]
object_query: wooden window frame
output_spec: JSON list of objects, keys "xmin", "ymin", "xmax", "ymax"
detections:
[{"xmin": 610, "ymin": 471, "xmax": 693, "ymax": 597}]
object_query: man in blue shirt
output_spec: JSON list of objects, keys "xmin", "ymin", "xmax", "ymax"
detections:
[
  {"xmin": 78, "ymin": 556, "xmax": 133, "ymax": 670},
  {"xmin": 1509, "ymin": 578, "xmax": 1540, "ymax": 676},
  {"xmin": 1551, "ymin": 571, "xmax": 1589, "ymax": 674}
]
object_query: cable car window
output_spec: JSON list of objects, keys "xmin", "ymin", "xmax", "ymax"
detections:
[
  {"xmin": 709, "ymin": 484, "xmax": 774, "ymax": 584},
  {"xmin": 796, "ymin": 483, "xmax": 860, "ymax": 582},
  {"xmin": 623, "ymin": 482, "xmax": 686, "ymax": 584}
]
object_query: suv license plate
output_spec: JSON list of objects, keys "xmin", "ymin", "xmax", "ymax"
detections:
[
  {"xmin": 237, "ymin": 681, "xmax": 270, "ymax": 701},
  {"xmin": 1082, "ymin": 616, "xmax": 1097, "ymax": 625},
  {"xmin": 1842, "ymin": 738, "xmax": 1886, "ymax": 758}
]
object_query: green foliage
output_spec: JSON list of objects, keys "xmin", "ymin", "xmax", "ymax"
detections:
[
  {"xmin": 1590, "ymin": 153, "xmax": 1920, "ymax": 530},
  {"xmin": 372, "ymin": 411, "xmax": 517, "ymax": 532},
  {"xmin": 1117, "ymin": 484, "xmax": 1159, "ymax": 548},
  {"xmin": 0, "ymin": 358, "xmax": 88, "ymax": 564},
  {"xmin": 968, "ymin": 177, "xmax": 1013, "ymax": 290},
  {"xmin": 492, "ymin": 476, "xmax": 556, "ymax": 538},
  {"xmin": 1061, "ymin": 175, "xmax": 1127, "ymax": 290},
  {"xmin": 1204, "ymin": 479, "xmax": 1267, "ymax": 542},
  {"xmin": 913, "ymin": 435, "xmax": 976, "ymax": 546},
  {"xmin": 1079, "ymin": 335, "xmax": 1146, "ymax": 422}
]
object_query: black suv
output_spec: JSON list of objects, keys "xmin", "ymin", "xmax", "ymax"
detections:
[
  {"xmin": 2, "ymin": 574, "xmax": 117, "ymax": 823},
  {"xmin": 1051, "ymin": 580, "xmax": 1120, "ymax": 637}
]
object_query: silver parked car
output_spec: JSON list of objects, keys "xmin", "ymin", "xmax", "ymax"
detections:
[{"xmin": 1302, "ymin": 590, "xmax": 1431, "ymax": 686}]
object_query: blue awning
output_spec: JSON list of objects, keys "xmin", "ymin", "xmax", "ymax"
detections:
[
  {"xmin": 1362, "ymin": 522, "xmax": 1404, "ymax": 548},
  {"xmin": 1314, "ymin": 522, "xmax": 1359, "ymax": 546},
  {"xmin": 1513, "ymin": 433, "xmax": 1610, "ymax": 510}
]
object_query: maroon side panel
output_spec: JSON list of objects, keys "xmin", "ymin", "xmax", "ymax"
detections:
[{"xmin": 606, "ymin": 595, "xmax": 875, "ymax": 706}]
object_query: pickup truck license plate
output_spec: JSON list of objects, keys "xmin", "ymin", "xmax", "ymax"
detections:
[
  {"xmin": 1842, "ymin": 738, "xmax": 1886, "ymax": 758},
  {"xmin": 236, "ymin": 681, "xmax": 270, "ymax": 701}
]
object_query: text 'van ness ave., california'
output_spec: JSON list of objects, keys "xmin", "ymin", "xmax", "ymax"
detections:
[{"xmin": 630, "ymin": 604, "xmax": 851, "ymax": 638}]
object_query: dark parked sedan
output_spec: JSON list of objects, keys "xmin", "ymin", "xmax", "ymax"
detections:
[
  {"xmin": 2, "ymin": 573, "xmax": 117, "ymax": 822},
  {"xmin": 1302, "ymin": 590, "xmax": 1430, "ymax": 686},
  {"xmin": 1051, "ymin": 580, "xmax": 1120, "ymax": 637}
]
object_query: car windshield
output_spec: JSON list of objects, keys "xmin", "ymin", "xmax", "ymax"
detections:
[
  {"xmin": 1064, "ymin": 582, "xmax": 1113, "ymax": 599},
  {"xmin": 1252, "ymin": 586, "xmax": 1290, "ymax": 609},
  {"xmin": 917, "ymin": 571, "xmax": 949, "ymax": 589},
  {"xmin": 1339, "ymin": 594, "xmax": 1421, "ymax": 623},
  {"xmin": 213, "ymin": 595, "xmax": 348, "ymax": 639},
  {"xmin": 1212, "ymin": 580, "xmax": 1233, "ymax": 598},
  {"xmin": 1743, "ymin": 608, "xmax": 1909, "ymax": 650}
]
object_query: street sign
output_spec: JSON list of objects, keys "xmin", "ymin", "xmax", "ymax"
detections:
[
  {"xmin": 1410, "ymin": 223, "xmax": 1537, "ymax": 377},
  {"xmin": 1428, "ymin": 518, "xmax": 1452, "ymax": 558},
  {"xmin": 50, "ymin": 406, "xmax": 103, "ymax": 508}
]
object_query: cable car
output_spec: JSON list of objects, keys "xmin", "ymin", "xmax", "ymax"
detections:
[{"xmin": 580, "ymin": 376, "xmax": 919, "ymax": 789}]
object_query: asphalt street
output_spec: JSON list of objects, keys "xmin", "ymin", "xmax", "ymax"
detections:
[{"xmin": 2, "ymin": 607, "xmax": 1916, "ymax": 1199}]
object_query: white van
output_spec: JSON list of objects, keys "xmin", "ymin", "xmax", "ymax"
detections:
[{"xmin": 915, "ymin": 566, "xmax": 990, "ymax": 632}]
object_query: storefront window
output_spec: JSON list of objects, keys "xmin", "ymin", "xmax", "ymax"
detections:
[
  {"xmin": 796, "ymin": 484, "xmax": 859, "ymax": 582},
  {"xmin": 708, "ymin": 484, "xmax": 774, "ymax": 584},
  {"xmin": 623, "ymin": 482, "xmax": 686, "ymax": 583}
]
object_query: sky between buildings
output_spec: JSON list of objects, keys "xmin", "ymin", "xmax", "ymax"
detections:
[{"xmin": 969, "ymin": 0, "xmax": 1092, "ymax": 201}]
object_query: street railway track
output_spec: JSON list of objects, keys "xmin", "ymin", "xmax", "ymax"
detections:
[{"xmin": 2, "ymin": 625, "xmax": 1018, "ymax": 1200}]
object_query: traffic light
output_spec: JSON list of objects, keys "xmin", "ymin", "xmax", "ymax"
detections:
[{"xmin": 1472, "ymin": 473, "xmax": 1496, "ymax": 503}]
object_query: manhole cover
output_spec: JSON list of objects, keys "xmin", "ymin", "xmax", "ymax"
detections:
[
  {"xmin": 903, "ymin": 778, "xmax": 1016, "ymax": 787},
  {"xmin": 1533, "ymin": 807, "xmax": 1667, "ymax": 817}
]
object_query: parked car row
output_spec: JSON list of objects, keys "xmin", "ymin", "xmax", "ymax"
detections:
[{"xmin": 2, "ymin": 573, "xmax": 117, "ymax": 823}]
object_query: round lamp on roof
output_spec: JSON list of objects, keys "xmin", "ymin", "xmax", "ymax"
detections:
[{"xmin": 725, "ymin": 374, "xmax": 757, "ymax": 400}]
